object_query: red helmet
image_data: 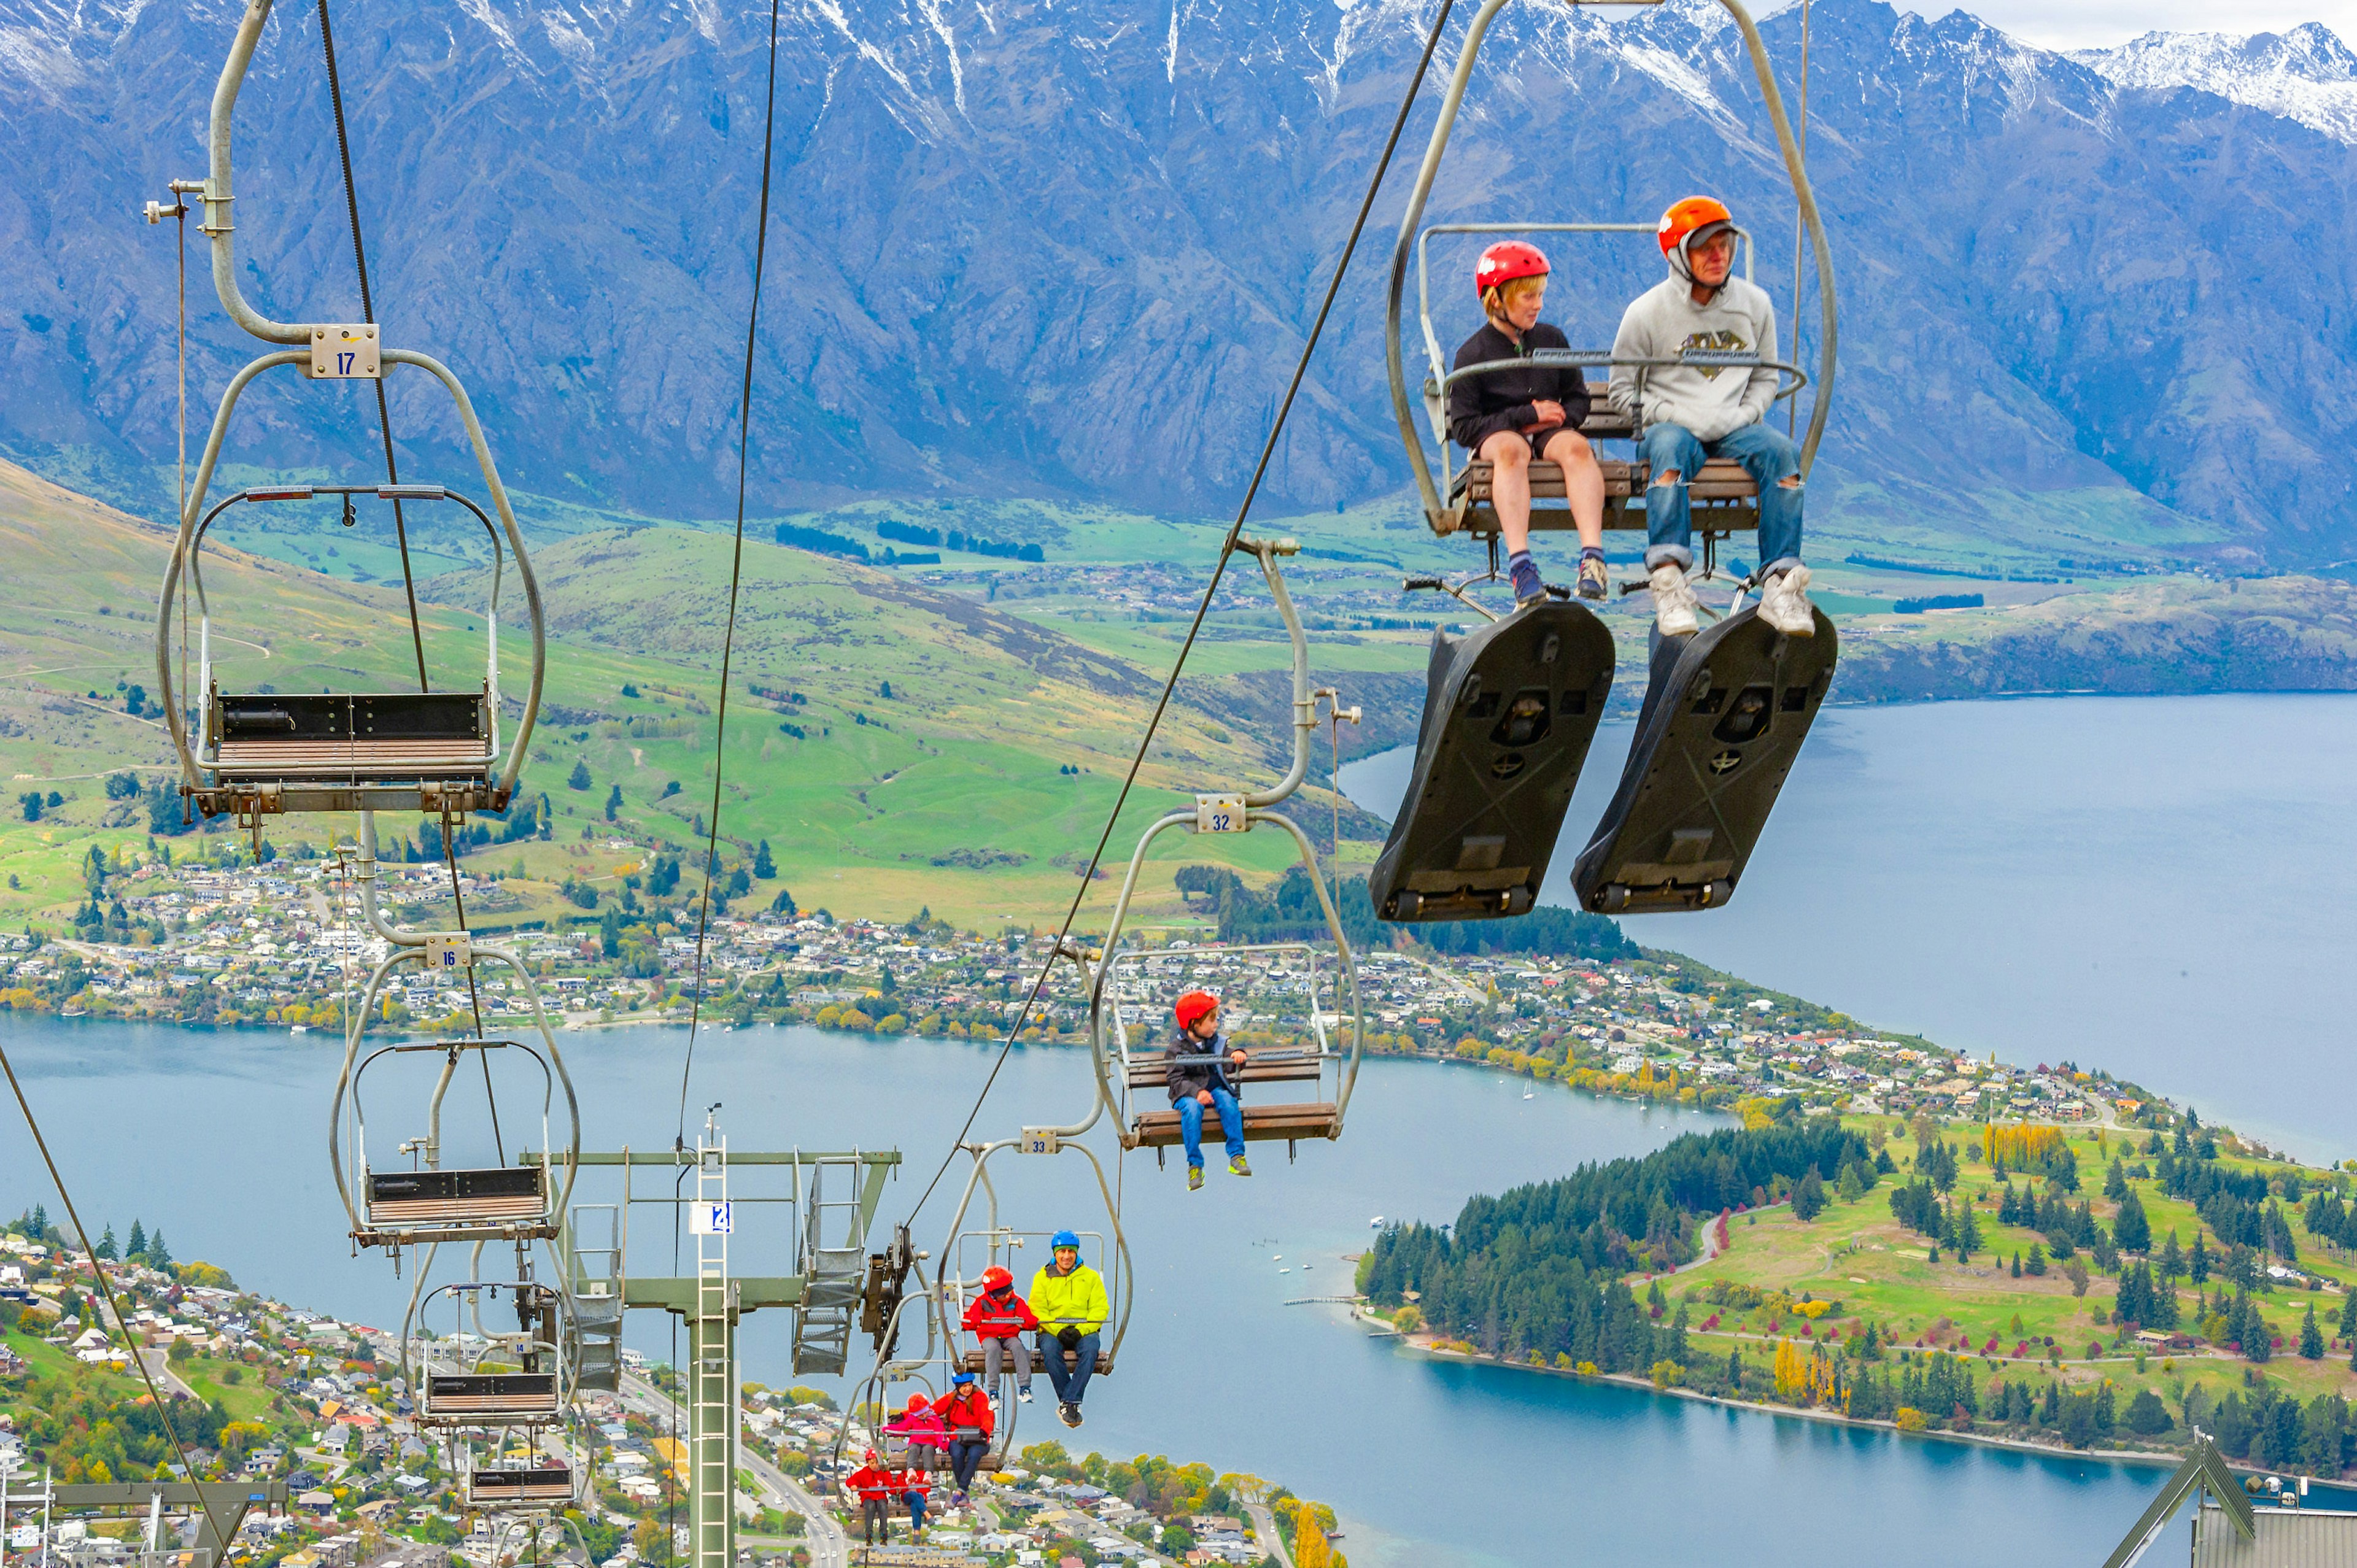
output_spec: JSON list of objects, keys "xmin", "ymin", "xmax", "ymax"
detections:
[
  {"xmin": 980, "ymin": 1265, "xmax": 1013, "ymax": 1292},
  {"xmin": 1658, "ymin": 196, "xmax": 1738, "ymax": 277},
  {"xmin": 905, "ymin": 1392, "xmax": 929, "ymax": 1411},
  {"xmin": 1174, "ymin": 991, "xmax": 1219, "ymax": 1031},
  {"xmin": 863, "ymin": 1448, "xmax": 880, "ymax": 1462},
  {"xmin": 1474, "ymin": 241, "xmax": 1549, "ymax": 299}
]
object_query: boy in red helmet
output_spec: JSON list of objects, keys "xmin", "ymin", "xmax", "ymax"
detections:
[
  {"xmin": 1609, "ymin": 196, "xmax": 1814, "ymax": 639},
  {"xmin": 1167, "ymin": 990, "xmax": 1250, "ymax": 1191},
  {"xmin": 843, "ymin": 1449, "xmax": 897, "ymax": 1545},
  {"xmin": 1448, "ymin": 239, "xmax": 1611, "ymax": 608},
  {"xmin": 960, "ymin": 1264, "xmax": 1040, "ymax": 1402}
]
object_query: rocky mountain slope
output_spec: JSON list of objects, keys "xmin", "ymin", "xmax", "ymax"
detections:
[{"xmin": 4, "ymin": 0, "xmax": 2355, "ymax": 571}]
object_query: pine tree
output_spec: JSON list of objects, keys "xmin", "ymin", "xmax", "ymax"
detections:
[
  {"xmin": 1953, "ymin": 1198, "xmax": 1981, "ymax": 1261},
  {"xmin": 2339, "ymin": 1290, "xmax": 2357, "ymax": 1343},
  {"xmin": 144, "ymin": 1229, "xmax": 171, "ymax": 1269},
  {"xmin": 2113, "ymin": 1190, "xmax": 2151, "ymax": 1254},
  {"xmin": 2106, "ymin": 1159, "xmax": 2130, "ymax": 1200},
  {"xmin": 2011, "ymin": 1251, "xmax": 2022, "ymax": 1278},
  {"xmin": 95, "ymin": 1224, "xmax": 117, "ymax": 1261},
  {"xmin": 567, "ymin": 759, "xmax": 592, "ymax": 790},
  {"xmin": 2302, "ymin": 1302, "xmax": 2326, "ymax": 1361},
  {"xmin": 753, "ymin": 840, "xmax": 775, "ymax": 879},
  {"xmin": 124, "ymin": 1220, "xmax": 145, "ymax": 1259},
  {"xmin": 603, "ymin": 784, "xmax": 622, "ymax": 822},
  {"xmin": 2189, "ymin": 1231, "xmax": 2211, "ymax": 1283},
  {"xmin": 2158, "ymin": 1229, "xmax": 2185, "ymax": 1283}
]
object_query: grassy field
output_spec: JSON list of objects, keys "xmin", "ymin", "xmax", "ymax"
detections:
[{"xmin": 1676, "ymin": 1121, "xmax": 2357, "ymax": 1417}]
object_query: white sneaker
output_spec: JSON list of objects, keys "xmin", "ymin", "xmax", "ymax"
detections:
[
  {"xmin": 1649, "ymin": 563, "xmax": 1699, "ymax": 638},
  {"xmin": 1757, "ymin": 565, "xmax": 1816, "ymax": 637}
]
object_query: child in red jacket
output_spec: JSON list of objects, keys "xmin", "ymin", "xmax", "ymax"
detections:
[
  {"xmin": 843, "ymin": 1450, "xmax": 896, "ymax": 1544},
  {"xmin": 961, "ymin": 1264, "xmax": 1040, "ymax": 1402},
  {"xmin": 897, "ymin": 1460, "xmax": 933, "ymax": 1535}
]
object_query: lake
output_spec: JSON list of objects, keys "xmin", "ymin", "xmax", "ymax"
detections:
[
  {"xmin": 1341, "ymin": 692, "xmax": 2357, "ymax": 1164},
  {"xmin": 0, "ymin": 1014, "xmax": 2183, "ymax": 1566}
]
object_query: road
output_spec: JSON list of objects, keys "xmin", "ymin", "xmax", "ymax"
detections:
[
  {"xmin": 616, "ymin": 1372, "xmax": 850, "ymax": 1568},
  {"xmin": 1244, "ymin": 1502, "xmax": 1293, "ymax": 1568},
  {"xmin": 138, "ymin": 1345, "xmax": 199, "ymax": 1399}
]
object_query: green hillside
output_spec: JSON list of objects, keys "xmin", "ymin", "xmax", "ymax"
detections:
[{"xmin": 0, "ymin": 463, "xmax": 1369, "ymax": 934}]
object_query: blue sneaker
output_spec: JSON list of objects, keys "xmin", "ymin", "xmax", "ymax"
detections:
[{"xmin": 1510, "ymin": 557, "xmax": 1545, "ymax": 608}]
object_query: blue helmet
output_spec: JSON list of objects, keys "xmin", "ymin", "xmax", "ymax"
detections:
[
  {"xmin": 1051, "ymin": 1229, "xmax": 1081, "ymax": 1250},
  {"xmin": 949, "ymin": 1370, "xmax": 975, "ymax": 1385}
]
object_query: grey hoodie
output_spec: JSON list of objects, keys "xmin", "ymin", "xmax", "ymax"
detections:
[{"xmin": 1607, "ymin": 273, "xmax": 1781, "ymax": 444}]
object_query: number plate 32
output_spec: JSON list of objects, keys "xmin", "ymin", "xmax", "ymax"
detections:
[
  {"xmin": 1194, "ymin": 794, "xmax": 1248, "ymax": 834},
  {"xmin": 309, "ymin": 323, "xmax": 381, "ymax": 379}
]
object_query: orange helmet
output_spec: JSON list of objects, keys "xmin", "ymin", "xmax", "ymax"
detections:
[
  {"xmin": 980, "ymin": 1265, "xmax": 1013, "ymax": 1292},
  {"xmin": 1474, "ymin": 240, "xmax": 1550, "ymax": 299},
  {"xmin": 1658, "ymin": 196, "xmax": 1739, "ymax": 282}
]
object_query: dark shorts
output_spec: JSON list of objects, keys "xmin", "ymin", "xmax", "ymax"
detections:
[{"xmin": 1472, "ymin": 425, "xmax": 1585, "ymax": 462}]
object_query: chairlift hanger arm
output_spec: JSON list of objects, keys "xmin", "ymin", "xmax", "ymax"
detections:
[{"xmin": 1436, "ymin": 351, "xmax": 1808, "ymax": 402}]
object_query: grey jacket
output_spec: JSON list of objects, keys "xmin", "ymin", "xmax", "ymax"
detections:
[
  {"xmin": 1607, "ymin": 274, "xmax": 1781, "ymax": 443},
  {"xmin": 1166, "ymin": 1030, "xmax": 1244, "ymax": 1105}
]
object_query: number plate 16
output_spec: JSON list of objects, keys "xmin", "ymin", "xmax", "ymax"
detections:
[{"xmin": 309, "ymin": 323, "xmax": 382, "ymax": 379}]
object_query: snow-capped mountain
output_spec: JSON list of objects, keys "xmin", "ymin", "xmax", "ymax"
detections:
[
  {"xmin": 2075, "ymin": 23, "xmax": 2357, "ymax": 145},
  {"xmin": 3, "ymin": 0, "xmax": 2356, "ymax": 569}
]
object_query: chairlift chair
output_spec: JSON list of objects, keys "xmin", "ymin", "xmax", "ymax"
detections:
[
  {"xmin": 1382, "ymin": 0, "xmax": 1839, "ymax": 572},
  {"xmin": 456, "ymin": 1424, "xmax": 582, "ymax": 1511},
  {"xmin": 414, "ymin": 1281, "xmax": 568, "ymax": 1427},
  {"xmin": 943, "ymin": 1228, "xmax": 1118, "ymax": 1382},
  {"xmin": 1103, "ymin": 943, "xmax": 1350, "ymax": 1156},
  {"xmin": 155, "ymin": 482, "xmax": 545, "ymax": 826},
  {"xmin": 345, "ymin": 1038, "xmax": 573, "ymax": 1252}
]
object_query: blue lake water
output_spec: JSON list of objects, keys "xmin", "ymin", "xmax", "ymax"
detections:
[
  {"xmin": 0, "ymin": 1014, "xmax": 2181, "ymax": 1566},
  {"xmin": 1342, "ymin": 692, "xmax": 2357, "ymax": 1164}
]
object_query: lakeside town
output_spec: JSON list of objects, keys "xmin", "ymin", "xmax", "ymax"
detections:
[
  {"xmin": 0, "ymin": 1215, "xmax": 1332, "ymax": 1568},
  {"xmin": 0, "ymin": 840, "xmax": 2194, "ymax": 1154}
]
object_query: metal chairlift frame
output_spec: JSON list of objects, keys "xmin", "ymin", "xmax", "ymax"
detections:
[
  {"xmin": 409, "ymin": 1278, "xmax": 569, "ymax": 1427},
  {"xmin": 160, "ymin": 483, "xmax": 538, "ymax": 825},
  {"xmin": 347, "ymin": 1035, "xmax": 567, "ymax": 1246},
  {"xmin": 153, "ymin": 0, "xmax": 548, "ymax": 823},
  {"xmin": 1078, "ymin": 537, "xmax": 1368, "ymax": 1154},
  {"xmin": 453, "ymin": 1421, "xmax": 586, "ymax": 1512},
  {"xmin": 327, "ymin": 809, "xmax": 581, "ymax": 1259},
  {"xmin": 1382, "ymin": 0, "xmax": 1839, "ymax": 547}
]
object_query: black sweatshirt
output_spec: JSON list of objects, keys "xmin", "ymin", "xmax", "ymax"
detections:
[{"xmin": 1446, "ymin": 320, "xmax": 1592, "ymax": 452}]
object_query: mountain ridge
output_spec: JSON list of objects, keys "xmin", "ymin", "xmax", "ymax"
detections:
[{"xmin": 4, "ymin": 0, "xmax": 2355, "ymax": 569}]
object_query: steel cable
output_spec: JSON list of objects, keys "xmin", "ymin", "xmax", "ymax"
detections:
[{"xmin": 904, "ymin": 0, "xmax": 1461, "ymax": 1222}]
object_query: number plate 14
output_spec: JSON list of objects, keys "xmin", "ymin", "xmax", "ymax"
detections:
[{"xmin": 309, "ymin": 323, "xmax": 381, "ymax": 379}]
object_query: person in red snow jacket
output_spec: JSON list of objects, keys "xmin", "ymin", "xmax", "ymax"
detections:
[
  {"xmin": 961, "ymin": 1264, "xmax": 1040, "ymax": 1402},
  {"xmin": 932, "ymin": 1371, "xmax": 995, "ymax": 1502},
  {"xmin": 884, "ymin": 1391, "xmax": 950, "ymax": 1469},
  {"xmin": 843, "ymin": 1450, "xmax": 896, "ymax": 1544},
  {"xmin": 897, "ymin": 1460, "xmax": 933, "ymax": 1535}
]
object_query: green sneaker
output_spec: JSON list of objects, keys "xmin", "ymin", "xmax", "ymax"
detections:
[
  {"xmin": 1229, "ymin": 1154, "xmax": 1253, "ymax": 1178},
  {"xmin": 1188, "ymin": 1164, "xmax": 1205, "ymax": 1191}
]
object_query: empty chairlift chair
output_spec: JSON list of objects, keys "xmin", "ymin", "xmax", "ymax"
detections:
[
  {"xmin": 414, "ymin": 1281, "xmax": 568, "ymax": 1427},
  {"xmin": 346, "ymin": 1037, "xmax": 572, "ymax": 1251},
  {"xmin": 156, "ymin": 484, "xmax": 545, "ymax": 826}
]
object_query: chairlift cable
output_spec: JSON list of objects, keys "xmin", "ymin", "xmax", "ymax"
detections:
[
  {"xmin": 0, "ymin": 1040, "xmax": 231, "ymax": 1554},
  {"xmin": 1789, "ymin": 0, "xmax": 1811, "ymax": 442},
  {"xmin": 317, "ymin": 0, "xmax": 430, "ymax": 693},
  {"xmin": 435, "ymin": 800, "xmax": 501, "ymax": 1164},
  {"xmin": 904, "ymin": 0, "xmax": 1462, "ymax": 1222},
  {"xmin": 675, "ymin": 0, "xmax": 785, "ymax": 1149}
]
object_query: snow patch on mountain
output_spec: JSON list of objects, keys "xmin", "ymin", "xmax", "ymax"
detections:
[{"xmin": 2075, "ymin": 23, "xmax": 2357, "ymax": 145}]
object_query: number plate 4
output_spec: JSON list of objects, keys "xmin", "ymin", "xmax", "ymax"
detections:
[{"xmin": 309, "ymin": 323, "xmax": 381, "ymax": 379}]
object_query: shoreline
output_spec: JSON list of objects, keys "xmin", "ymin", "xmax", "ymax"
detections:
[{"xmin": 1347, "ymin": 1305, "xmax": 2195, "ymax": 1474}]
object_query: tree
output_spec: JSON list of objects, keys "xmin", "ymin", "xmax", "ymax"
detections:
[
  {"xmin": 567, "ymin": 759, "xmax": 592, "ymax": 790},
  {"xmin": 2027, "ymin": 1243, "xmax": 2048, "ymax": 1276},
  {"xmin": 2107, "ymin": 1159, "xmax": 2130, "ymax": 1200},
  {"xmin": 95, "ymin": 1224, "xmax": 117, "ymax": 1261},
  {"xmin": 1951, "ymin": 1197, "xmax": 1981, "ymax": 1261},
  {"xmin": 770, "ymin": 887, "xmax": 797, "ymax": 917},
  {"xmin": 123, "ymin": 1220, "xmax": 145, "ymax": 1259},
  {"xmin": 2114, "ymin": 1190, "xmax": 2151, "ymax": 1254},
  {"xmin": 603, "ymin": 784, "xmax": 622, "ymax": 821},
  {"xmin": 1836, "ymin": 1164, "xmax": 1865, "ymax": 1203},
  {"xmin": 753, "ymin": 840, "xmax": 775, "ymax": 878},
  {"xmin": 2158, "ymin": 1229, "xmax": 2185, "ymax": 1283},
  {"xmin": 143, "ymin": 1229, "xmax": 171, "ymax": 1269},
  {"xmin": 2302, "ymin": 1302, "xmax": 2326, "ymax": 1361},
  {"xmin": 2065, "ymin": 1257, "xmax": 2091, "ymax": 1298},
  {"xmin": 1792, "ymin": 1167, "xmax": 1827, "ymax": 1222},
  {"xmin": 2125, "ymin": 1388, "xmax": 2172, "ymax": 1436},
  {"xmin": 2189, "ymin": 1230, "xmax": 2212, "ymax": 1283}
]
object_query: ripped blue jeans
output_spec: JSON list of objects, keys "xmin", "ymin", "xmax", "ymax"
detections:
[{"xmin": 1640, "ymin": 420, "xmax": 1803, "ymax": 578}]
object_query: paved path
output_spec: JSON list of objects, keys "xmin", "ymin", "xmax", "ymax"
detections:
[{"xmin": 138, "ymin": 1345, "xmax": 199, "ymax": 1399}]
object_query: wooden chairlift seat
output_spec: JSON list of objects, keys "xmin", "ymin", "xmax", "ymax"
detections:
[
  {"xmin": 1121, "ymin": 1055, "xmax": 1341, "ymax": 1149},
  {"xmin": 208, "ymin": 688, "xmax": 494, "ymax": 782},
  {"xmin": 1440, "ymin": 382, "xmax": 1762, "ymax": 538},
  {"xmin": 465, "ymin": 1465, "xmax": 575, "ymax": 1506},
  {"xmin": 956, "ymin": 1346, "xmax": 1114, "ymax": 1377},
  {"xmin": 365, "ymin": 1165, "xmax": 548, "ymax": 1230},
  {"xmin": 421, "ymin": 1372, "xmax": 560, "ymax": 1423}
]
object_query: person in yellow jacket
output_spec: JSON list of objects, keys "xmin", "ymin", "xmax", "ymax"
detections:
[{"xmin": 1029, "ymin": 1230, "xmax": 1108, "ymax": 1429}]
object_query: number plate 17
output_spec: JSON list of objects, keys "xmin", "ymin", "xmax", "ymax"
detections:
[{"xmin": 309, "ymin": 323, "xmax": 382, "ymax": 379}]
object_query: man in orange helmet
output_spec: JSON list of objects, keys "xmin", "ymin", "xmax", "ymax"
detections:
[
  {"xmin": 1609, "ymin": 197, "xmax": 1814, "ymax": 639},
  {"xmin": 1448, "ymin": 240, "xmax": 1611, "ymax": 608}
]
